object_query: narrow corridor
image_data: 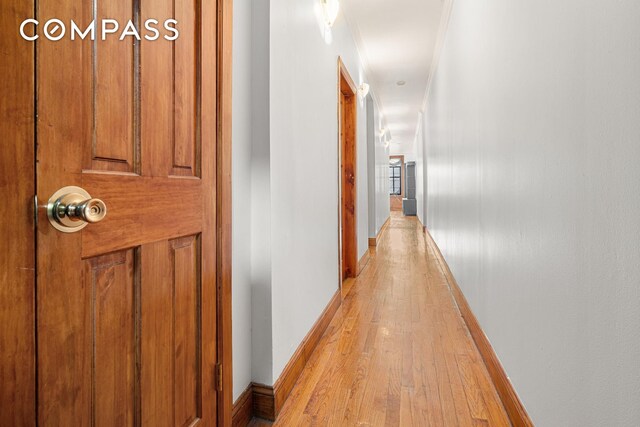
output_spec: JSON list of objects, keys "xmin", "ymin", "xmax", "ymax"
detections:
[{"xmin": 264, "ymin": 213, "xmax": 510, "ymax": 426}]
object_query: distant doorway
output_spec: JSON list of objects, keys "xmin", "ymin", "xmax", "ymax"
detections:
[
  {"xmin": 390, "ymin": 155, "xmax": 404, "ymax": 211},
  {"xmin": 338, "ymin": 58, "xmax": 358, "ymax": 282}
]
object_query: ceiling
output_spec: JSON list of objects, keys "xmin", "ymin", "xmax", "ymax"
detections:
[{"xmin": 342, "ymin": 0, "xmax": 444, "ymax": 155}]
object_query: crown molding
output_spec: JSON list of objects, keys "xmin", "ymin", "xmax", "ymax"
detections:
[
  {"xmin": 339, "ymin": 0, "xmax": 389, "ymax": 131},
  {"xmin": 421, "ymin": 0, "xmax": 455, "ymax": 113}
]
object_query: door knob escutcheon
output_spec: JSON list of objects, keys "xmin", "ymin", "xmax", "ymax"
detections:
[{"xmin": 47, "ymin": 186, "xmax": 107, "ymax": 233}]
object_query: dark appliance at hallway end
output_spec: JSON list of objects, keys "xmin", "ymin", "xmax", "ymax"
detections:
[{"xmin": 403, "ymin": 161, "xmax": 417, "ymax": 216}]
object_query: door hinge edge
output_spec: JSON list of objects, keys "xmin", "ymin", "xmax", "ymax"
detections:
[{"xmin": 215, "ymin": 363, "xmax": 223, "ymax": 391}]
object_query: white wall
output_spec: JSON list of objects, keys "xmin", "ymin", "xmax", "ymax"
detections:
[
  {"xmin": 390, "ymin": 125, "xmax": 417, "ymax": 163},
  {"xmin": 269, "ymin": 0, "xmax": 370, "ymax": 380},
  {"xmin": 414, "ymin": 113, "xmax": 425, "ymax": 225},
  {"xmin": 232, "ymin": 0, "xmax": 374, "ymax": 392},
  {"xmin": 231, "ymin": 0, "xmax": 253, "ymax": 400},
  {"xmin": 374, "ymin": 104, "xmax": 390, "ymax": 235},
  {"xmin": 366, "ymin": 95, "xmax": 376, "ymax": 237},
  {"xmin": 424, "ymin": 0, "xmax": 640, "ymax": 425},
  {"xmin": 250, "ymin": 0, "xmax": 273, "ymax": 387},
  {"xmin": 232, "ymin": 0, "xmax": 274, "ymax": 397},
  {"xmin": 367, "ymin": 95, "xmax": 391, "ymax": 237}
]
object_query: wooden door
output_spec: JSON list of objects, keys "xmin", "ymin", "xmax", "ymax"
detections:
[
  {"xmin": 338, "ymin": 59, "xmax": 357, "ymax": 281},
  {"xmin": 0, "ymin": 0, "xmax": 36, "ymax": 424},
  {"xmin": 34, "ymin": 0, "xmax": 229, "ymax": 425}
]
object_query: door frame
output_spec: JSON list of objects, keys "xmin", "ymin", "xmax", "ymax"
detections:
[
  {"xmin": 0, "ymin": 0, "xmax": 234, "ymax": 423},
  {"xmin": 216, "ymin": 0, "xmax": 234, "ymax": 423},
  {"xmin": 390, "ymin": 155, "xmax": 405, "ymax": 211},
  {"xmin": 337, "ymin": 57, "xmax": 358, "ymax": 283}
]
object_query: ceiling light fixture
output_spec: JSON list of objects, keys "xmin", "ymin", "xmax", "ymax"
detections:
[
  {"xmin": 321, "ymin": 0, "xmax": 340, "ymax": 28},
  {"xmin": 358, "ymin": 83, "xmax": 370, "ymax": 98},
  {"xmin": 397, "ymin": 80, "xmax": 406, "ymax": 86}
]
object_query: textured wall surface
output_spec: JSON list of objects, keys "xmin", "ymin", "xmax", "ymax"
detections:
[
  {"xmin": 424, "ymin": 0, "xmax": 640, "ymax": 425},
  {"xmin": 269, "ymin": 0, "xmax": 370, "ymax": 382},
  {"xmin": 232, "ymin": 0, "xmax": 375, "ymax": 393},
  {"xmin": 367, "ymin": 95, "xmax": 391, "ymax": 237},
  {"xmin": 231, "ymin": 0, "xmax": 254, "ymax": 399}
]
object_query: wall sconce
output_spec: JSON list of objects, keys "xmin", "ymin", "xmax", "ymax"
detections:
[
  {"xmin": 380, "ymin": 128, "xmax": 391, "ymax": 148},
  {"xmin": 321, "ymin": 0, "xmax": 340, "ymax": 28},
  {"xmin": 358, "ymin": 83, "xmax": 370, "ymax": 99}
]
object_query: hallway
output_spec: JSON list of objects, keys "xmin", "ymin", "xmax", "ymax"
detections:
[{"xmin": 269, "ymin": 213, "xmax": 510, "ymax": 426}]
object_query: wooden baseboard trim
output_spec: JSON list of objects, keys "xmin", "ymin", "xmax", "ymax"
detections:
[
  {"xmin": 273, "ymin": 289, "xmax": 341, "ymax": 416},
  {"xmin": 357, "ymin": 250, "xmax": 370, "ymax": 275},
  {"xmin": 369, "ymin": 216, "xmax": 391, "ymax": 247},
  {"xmin": 250, "ymin": 382, "xmax": 275, "ymax": 421},
  {"xmin": 423, "ymin": 230, "xmax": 533, "ymax": 427},
  {"xmin": 416, "ymin": 215, "xmax": 426, "ymax": 234},
  {"xmin": 235, "ymin": 289, "xmax": 342, "ymax": 424},
  {"xmin": 232, "ymin": 384, "xmax": 254, "ymax": 427}
]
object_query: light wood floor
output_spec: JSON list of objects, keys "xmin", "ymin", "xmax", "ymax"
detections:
[{"xmin": 255, "ymin": 212, "xmax": 510, "ymax": 426}]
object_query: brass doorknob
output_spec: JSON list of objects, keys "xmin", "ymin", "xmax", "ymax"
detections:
[{"xmin": 47, "ymin": 186, "xmax": 107, "ymax": 233}]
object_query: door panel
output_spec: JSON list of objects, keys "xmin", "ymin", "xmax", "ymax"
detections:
[
  {"xmin": 140, "ymin": 237, "xmax": 203, "ymax": 427},
  {"xmin": 36, "ymin": 0, "xmax": 217, "ymax": 425},
  {"xmin": 93, "ymin": 0, "xmax": 136, "ymax": 172},
  {"xmin": 81, "ymin": 174, "xmax": 203, "ymax": 258},
  {"xmin": 171, "ymin": 236, "xmax": 201, "ymax": 426},
  {"xmin": 87, "ymin": 250, "xmax": 136, "ymax": 426},
  {"xmin": 173, "ymin": 0, "xmax": 199, "ymax": 177}
]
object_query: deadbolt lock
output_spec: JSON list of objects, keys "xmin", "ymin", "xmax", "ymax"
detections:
[{"xmin": 47, "ymin": 186, "xmax": 107, "ymax": 233}]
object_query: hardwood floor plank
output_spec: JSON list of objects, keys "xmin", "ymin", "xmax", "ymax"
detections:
[
  {"xmin": 383, "ymin": 329, "xmax": 403, "ymax": 426},
  {"xmin": 433, "ymin": 331, "xmax": 463, "ymax": 426},
  {"xmin": 457, "ymin": 353, "xmax": 491, "ymax": 422},
  {"xmin": 355, "ymin": 327, "xmax": 391, "ymax": 425},
  {"xmin": 274, "ymin": 212, "xmax": 511, "ymax": 426},
  {"xmin": 340, "ymin": 352, "xmax": 372, "ymax": 425},
  {"xmin": 399, "ymin": 387, "xmax": 414, "ymax": 426}
]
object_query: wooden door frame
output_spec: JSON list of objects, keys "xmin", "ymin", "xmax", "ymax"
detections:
[
  {"xmin": 0, "ymin": 0, "xmax": 233, "ymax": 424},
  {"xmin": 390, "ymin": 155, "xmax": 405, "ymax": 211},
  {"xmin": 217, "ymin": 0, "xmax": 234, "ymax": 424},
  {"xmin": 390, "ymin": 154, "xmax": 405, "ymax": 197},
  {"xmin": 338, "ymin": 58, "xmax": 358, "ymax": 282}
]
